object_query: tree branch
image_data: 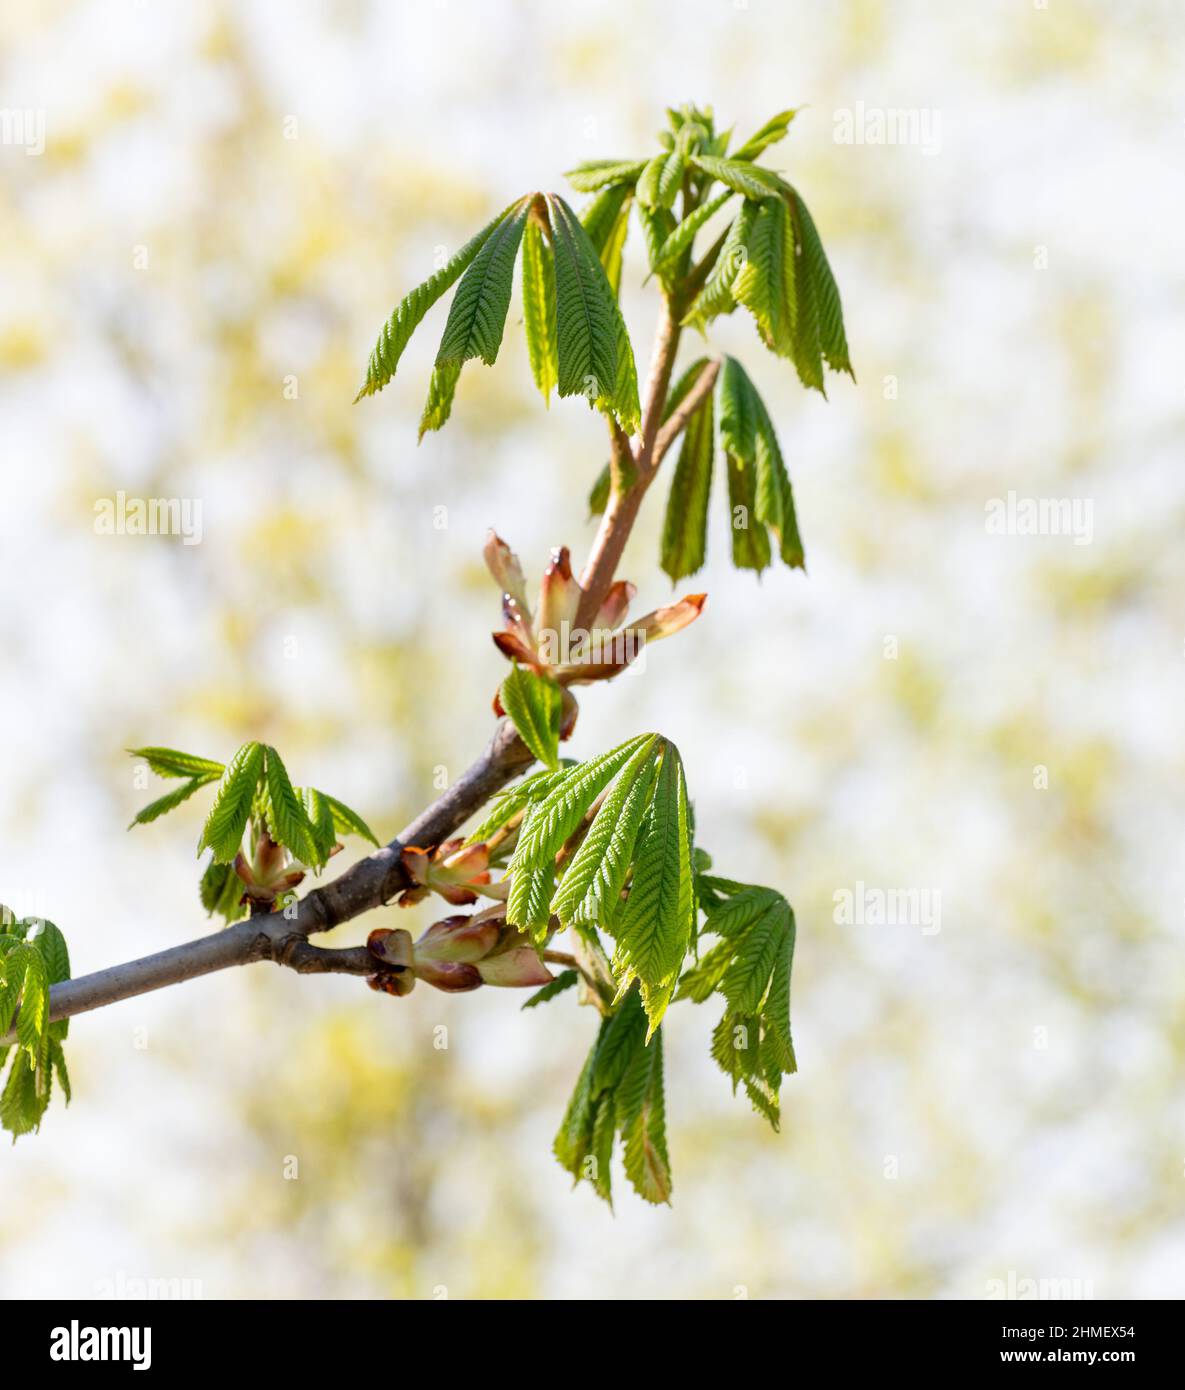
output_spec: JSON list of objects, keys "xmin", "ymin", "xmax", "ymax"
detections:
[
  {"xmin": 21, "ymin": 276, "xmax": 715, "ymax": 1043},
  {"xmin": 10, "ymin": 719, "xmax": 534, "ymax": 1039}
]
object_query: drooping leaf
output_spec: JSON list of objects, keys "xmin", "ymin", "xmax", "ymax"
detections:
[
  {"xmin": 355, "ymin": 201, "xmax": 519, "ymax": 400},
  {"xmin": 200, "ymin": 857, "xmax": 247, "ymax": 923},
  {"xmin": 726, "ymin": 452, "xmax": 771, "ymax": 573},
  {"xmin": 733, "ymin": 195, "xmax": 795, "ymax": 356},
  {"xmin": 546, "ymin": 194, "xmax": 621, "ymax": 411},
  {"xmin": 198, "ymin": 741, "xmax": 265, "ymax": 863},
  {"xmin": 791, "ymin": 190, "xmax": 853, "ymax": 380},
  {"xmin": 417, "ymin": 359, "xmax": 462, "ymax": 440},
  {"xmin": 520, "ymin": 215, "xmax": 558, "ymax": 403},
  {"xmin": 435, "ymin": 200, "xmax": 529, "ymax": 367},
  {"xmin": 580, "ymin": 184, "xmax": 632, "ymax": 298},
  {"xmin": 613, "ymin": 744, "xmax": 695, "ymax": 1035},
  {"xmin": 681, "ymin": 199, "xmax": 755, "ymax": 331},
  {"xmin": 660, "ymin": 382, "xmax": 714, "ymax": 581},
  {"xmin": 619, "ymin": 1025, "xmax": 671, "ymax": 1204},
  {"xmin": 500, "ymin": 665, "xmax": 563, "ymax": 771}
]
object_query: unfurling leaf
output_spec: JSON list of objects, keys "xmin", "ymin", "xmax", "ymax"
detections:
[
  {"xmin": 199, "ymin": 741, "xmax": 265, "ymax": 863},
  {"xmin": 500, "ymin": 664, "xmax": 563, "ymax": 771}
]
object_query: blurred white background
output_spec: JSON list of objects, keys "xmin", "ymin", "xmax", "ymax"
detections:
[{"xmin": 1, "ymin": 0, "xmax": 1182, "ymax": 1298}]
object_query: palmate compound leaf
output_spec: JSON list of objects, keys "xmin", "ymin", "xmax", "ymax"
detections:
[
  {"xmin": 681, "ymin": 881, "xmax": 797, "ymax": 1130},
  {"xmin": 545, "ymin": 194, "xmax": 639, "ymax": 428},
  {"xmin": 0, "ymin": 925, "xmax": 65, "ymax": 1139},
  {"xmin": 319, "ymin": 791, "xmax": 380, "ymax": 848},
  {"xmin": 355, "ymin": 199, "xmax": 522, "ymax": 400},
  {"xmin": 499, "ymin": 664, "xmax": 562, "ymax": 771},
  {"xmin": 435, "ymin": 199, "xmax": 529, "ymax": 367},
  {"xmin": 198, "ymin": 741, "xmax": 265, "ymax": 863},
  {"xmin": 553, "ymin": 987, "xmax": 671, "ymax": 1206},
  {"xmin": 612, "ymin": 743, "xmax": 695, "ymax": 1037}
]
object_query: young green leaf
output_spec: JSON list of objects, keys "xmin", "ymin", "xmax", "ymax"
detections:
[
  {"xmin": 435, "ymin": 199, "xmax": 529, "ymax": 367},
  {"xmin": 128, "ymin": 747, "xmax": 224, "ymax": 779},
  {"xmin": 726, "ymin": 452, "xmax": 772, "ymax": 573},
  {"xmin": 319, "ymin": 792, "xmax": 380, "ymax": 848},
  {"xmin": 580, "ymin": 183, "xmax": 632, "ymax": 298},
  {"xmin": 731, "ymin": 108, "xmax": 801, "ymax": 162},
  {"xmin": 129, "ymin": 773, "xmax": 219, "ymax": 829},
  {"xmin": 509, "ymin": 733, "xmax": 654, "ymax": 878},
  {"xmin": 636, "ymin": 147, "xmax": 685, "ymax": 210},
  {"xmin": 418, "ymin": 359, "xmax": 462, "ymax": 440},
  {"xmin": 263, "ymin": 747, "xmax": 320, "ymax": 867},
  {"xmin": 500, "ymin": 665, "xmax": 563, "ymax": 771},
  {"xmin": 681, "ymin": 199, "xmax": 755, "ymax": 331},
  {"xmin": 545, "ymin": 194, "xmax": 620, "ymax": 410},
  {"xmin": 691, "ymin": 153, "xmax": 787, "ymax": 201},
  {"xmin": 649, "ymin": 190, "xmax": 733, "ymax": 277},
  {"xmin": 302, "ymin": 786, "xmax": 338, "ymax": 864},
  {"xmin": 660, "ymin": 383, "xmax": 714, "ymax": 581},
  {"xmin": 564, "ymin": 159, "xmax": 647, "ymax": 194},
  {"xmin": 618, "ymin": 1025, "xmax": 671, "ymax": 1204},
  {"xmin": 791, "ymin": 191, "xmax": 853, "ymax": 380},
  {"xmin": 200, "ymin": 858, "xmax": 248, "ymax": 923},
  {"xmin": 356, "ymin": 200, "xmax": 520, "ymax": 400},
  {"xmin": 551, "ymin": 735, "xmax": 661, "ymax": 928},
  {"xmin": 733, "ymin": 195, "xmax": 795, "ymax": 356},
  {"xmin": 521, "ymin": 215, "xmax": 558, "ymax": 402},
  {"xmin": 521, "ymin": 969, "xmax": 579, "ymax": 1010},
  {"xmin": 613, "ymin": 745, "xmax": 695, "ymax": 1035},
  {"xmin": 199, "ymin": 741, "xmax": 264, "ymax": 863}
]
